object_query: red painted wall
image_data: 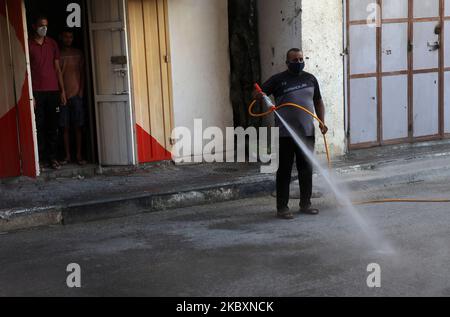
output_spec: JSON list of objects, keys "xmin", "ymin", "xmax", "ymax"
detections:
[
  {"xmin": 0, "ymin": 108, "xmax": 21, "ymax": 178},
  {"xmin": 136, "ymin": 124, "xmax": 172, "ymax": 163},
  {"xmin": 0, "ymin": 0, "xmax": 37, "ymax": 179},
  {"xmin": 8, "ymin": 0, "xmax": 36, "ymax": 177},
  {"xmin": 0, "ymin": 0, "xmax": 21, "ymax": 178}
]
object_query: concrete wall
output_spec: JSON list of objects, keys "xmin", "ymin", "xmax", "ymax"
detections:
[
  {"xmin": 167, "ymin": 0, "xmax": 233, "ymax": 158},
  {"xmin": 258, "ymin": 0, "xmax": 346, "ymax": 158},
  {"xmin": 258, "ymin": 0, "xmax": 302, "ymax": 81},
  {"xmin": 302, "ymin": 0, "xmax": 346, "ymax": 157}
]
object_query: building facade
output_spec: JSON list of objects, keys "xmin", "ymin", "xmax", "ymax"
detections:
[
  {"xmin": 1, "ymin": 0, "xmax": 449, "ymax": 180},
  {"xmin": 0, "ymin": 0, "xmax": 233, "ymax": 179},
  {"xmin": 258, "ymin": 0, "xmax": 450, "ymax": 156}
]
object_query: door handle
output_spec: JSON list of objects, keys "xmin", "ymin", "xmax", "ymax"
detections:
[{"xmin": 115, "ymin": 90, "xmax": 129, "ymax": 95}]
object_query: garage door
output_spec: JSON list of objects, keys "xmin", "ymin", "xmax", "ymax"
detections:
[{"xmin": 347, "ymin": 0, "xmax": 448, "ymax": 149}]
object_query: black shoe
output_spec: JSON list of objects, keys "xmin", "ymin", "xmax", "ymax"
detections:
[
  {"xmin": 299, "ymin": 207, "xmax": 319, "ymax": 215},
  {"xmin": 277, "ymin": 207, "xmax": 294, "ymax": 220}
]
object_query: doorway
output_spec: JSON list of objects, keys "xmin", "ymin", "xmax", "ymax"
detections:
[
  {"xmin": 24, "ymin": 0, "xmax": 98, "ymax": 169},
  {"xmin": 23, "ymin": 0, "xmax": 174, "ymax": 172},
  {"xmin": 24, "ymin": 0, "xmax": 137, "ymax": 171}
]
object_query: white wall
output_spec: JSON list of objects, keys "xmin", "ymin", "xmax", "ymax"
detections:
[
  {"xmin": 302, "ymin": 0, "xmax": 346, "ymax": 157},
  {"xmin": 258, "ymin": 0, "xmax": 347, "ymax": 158},
  {"xmin": 258, "ymin": 0, "xmax": 302, "ymax": 82},
  {"xmin": 167, "ymin": 0, "xmax": 233, "ymax": 159}
]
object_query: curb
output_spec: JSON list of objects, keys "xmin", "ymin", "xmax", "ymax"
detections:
[
  {"xmin": 0, "ymin": 206, "xmax": 63, "ymax": 233},
  {"xmin": 0, "ymin": 177, "xmax": 276, "ymax": 233},
  {"xmin": 2, "ymin": 154, "xmax": 450, "ymax": 233}
]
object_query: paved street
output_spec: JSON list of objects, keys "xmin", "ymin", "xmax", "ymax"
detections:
[{"xmin": 1, "ymin": 178, "xmax": 450, "ymax": 297}]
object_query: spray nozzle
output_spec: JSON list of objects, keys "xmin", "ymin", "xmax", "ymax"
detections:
[
  {"xmin": 254, "ymin": 83, "xmax": 276, "ymax": 111},
  {"xmin": 254, "ymin": 83, "xmax": 263, "ymax": 94}
]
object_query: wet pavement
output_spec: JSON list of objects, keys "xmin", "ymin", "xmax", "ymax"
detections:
[{"xmin": 1, "ymin": 178, "xmax": 450, "ymax": 296}]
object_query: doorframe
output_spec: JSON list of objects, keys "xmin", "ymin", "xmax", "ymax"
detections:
[
  {"xmin": 13, "ymin": 0, "xmax": 40, "ymax": 177},
  {"xmin": 123, "ymin": 0, "xmax": 138, "ymax": 166},
  {"xmin": 345, "ymin": 0, "xmax": 449, "ymax": 151},
  {"xmin": 21, "ymin": 0, "xmax": 39, "ymax": 177},
  {"xmin": 162, "ymin": 0, "xmax": 175, "ymax": 152},
  {"xmin": 123, "ymin": 0, "xmax": 137, "ymax": 165}
]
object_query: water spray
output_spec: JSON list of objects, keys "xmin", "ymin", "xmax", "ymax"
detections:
[
  {"xmin": 251, "ymin": 84, "xmax": 331, "ymax": 167},
  {"xmin": 249, "ymin": 83, "xmax": 450, "ymax": 206}
]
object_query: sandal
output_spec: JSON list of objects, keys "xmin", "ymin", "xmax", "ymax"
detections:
[
  {"xmin": 77, "ymin": 159, "xmax": 88, "ymax": 166},
  {"xmin": 50, "ymin": 160, "xmax": 61, "ymax": 170}
]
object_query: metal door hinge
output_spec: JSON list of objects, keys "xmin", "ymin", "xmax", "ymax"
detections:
[
  {"xmin": 164, "ymin": 54, "xmax": 171, "ymax": 63},
  {"xmin": 408, "ymin": 41, "xmax": 413, "ymax": 52}
]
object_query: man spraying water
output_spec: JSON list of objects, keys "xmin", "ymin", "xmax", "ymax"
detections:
[{"xmin": 254, "ymin": 48, "xmax": 328, "ymax": 220}]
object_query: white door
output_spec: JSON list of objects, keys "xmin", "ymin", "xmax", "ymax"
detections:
[
  {"xmin": 348, "ymin": 20, "xmax": 378, "ymax": 145},
  {"xmin": 412, "ymin": 0, "xmax": 440, "ymax": 138},
  {"xmin": 381, "ymin": 0, "xmax": 409, "ymax": 141},
  {"xmin": 88, "ymin": 0, "xmax": 135, "ymax": 165}
]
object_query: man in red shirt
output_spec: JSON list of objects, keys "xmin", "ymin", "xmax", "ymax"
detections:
[{"xmin": 29, "ymin": 16, "xmax": 66, "ymax": 170}]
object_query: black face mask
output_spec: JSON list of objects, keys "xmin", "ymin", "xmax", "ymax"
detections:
[{"xmin": 287, "ymin": 61, "xmax": 305, "ymax": 74}]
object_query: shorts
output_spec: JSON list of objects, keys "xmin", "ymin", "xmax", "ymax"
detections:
[{"xmin": 59, "ymin": 95, "xmax": 85, "ymax": 128}]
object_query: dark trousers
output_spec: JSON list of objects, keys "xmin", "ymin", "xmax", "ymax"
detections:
[
  {"xmin": 34, "ymin": 91, "xmax": 60, "ymax": 162},
  {"xmin": 277, "ymin": 136, "xmax": 315, "ymax": 211}
]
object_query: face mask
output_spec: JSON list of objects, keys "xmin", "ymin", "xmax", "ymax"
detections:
[
  {"xmin": 37, "ymin": 26, "xmax": 48, "ymax": 37},
  {"xmin": 287, "ymin": 61, "xmax": 305, "ymax": 74}
]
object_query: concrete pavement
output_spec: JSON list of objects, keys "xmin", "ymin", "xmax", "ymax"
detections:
[
  {"xmin": 2, "ymin": 139, "xmax": 450, "ymax": 233},
  {"xmin": 1, "ymin": 178, "xmax": 450, "ymax": 296}
]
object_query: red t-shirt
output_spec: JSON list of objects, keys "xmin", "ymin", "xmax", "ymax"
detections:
[{"xmin": 29, "ymin": 37, "xmax": 60, "ymax": 92}]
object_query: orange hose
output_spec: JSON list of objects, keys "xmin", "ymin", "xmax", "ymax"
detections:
[
  {"xmin": 248, "ymin": 100, "xmax": 331, "ymax": 167},
  {"xmin": 248, "ymin": 99, "xmax": 450, "ymax": 205},
  {"xmin": 354, "ymin": 199, "xmax": 450, "ymax": 205}
]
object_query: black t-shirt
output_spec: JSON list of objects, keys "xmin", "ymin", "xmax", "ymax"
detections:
[{"xmin": 262, "ymin": 70, "xmax": 322, "ymax": 137}]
